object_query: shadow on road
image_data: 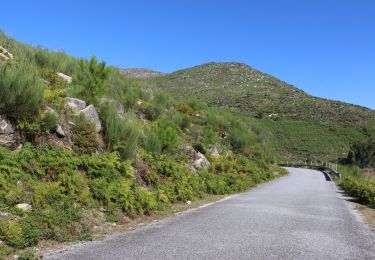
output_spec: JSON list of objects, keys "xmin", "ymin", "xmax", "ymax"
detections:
[
  {"xmin": 336, "ymin": 190, "xmax": 361, "ymax": 203},
  {"xmin": 322, "ymin": 172, "xmax": 331, "ymax": 182}
]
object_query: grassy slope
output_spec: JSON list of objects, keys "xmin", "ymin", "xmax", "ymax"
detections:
[
  {"xmin": 0, "ymin": 31, "xmax": 288, "ymax": 258},
  {"xmin": 138, "ymin": 62, "xmax": 375, "ymax": 160}
]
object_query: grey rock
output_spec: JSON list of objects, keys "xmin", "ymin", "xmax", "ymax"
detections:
[
  {"xmin": 193, "ymin": 152, "xmax": 210, "ymax": 169},
  {"xmin": 0, "ymin": 211, "xmax": 10, "ymax": 218},
  {"xmin": 56, "ymin": 72, "xmax": 72, "ymax": 83},
  {"xmin": 210, "ymin": 146, "xmax": 220, "ymax": 157},
  {"xmin": 80, "ymin": 105, "xmax": 102, "ymax": 132},
  {"xmin": 0, "ymin": 116, "xmax": 21, "ymax": 150},
  {"xmin": 181, "ymin": 146, "xmax": 211, "ymax": 171},
  {"xmin": 15, "ymin": 144, "xmax": 23, "ymax": 152},
  {"xmin": 66, "ymin": 97, "xmax": 87, "ymax": 110},
  {"xmin": 55, "ymin": 124, "xmax": 66, "ymax": 137},
  {"xmin": 180, "ymin": 145, "xmax": 196, "ymax": 157},
  {"xmin": 16, "ymin": 203, "xmax": 32, "ymax": 212},
  {"xmin": 0, "ymin": 46, "xmax": 13, "ymax": 61}
]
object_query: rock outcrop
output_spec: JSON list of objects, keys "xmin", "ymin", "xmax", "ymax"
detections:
[
  {"xmin": 181, "ymin": 145, "xmax": 211, "ymax": 172},
  {"xmin": 65, "ymin": 98, "xmax": 102, "ymax": 132},
  {"xmin": 56, "ymin": 72, "xmax": 72, "ymax": 83},
  {"xmin": 193, "ymin": 152, "xmax": 211, "ymax": 169},
  {"xmin": 16, "ymin": 203, "xmax": 32, "ymax": 212},
  {"xmin": 55, "ymin": 124, "xmax": 66, "ymax": 137},
  {"xmin": 80, "ymin": 105, "xmax": 102, "ymax": 132},
  {"xmin": 209, "ymin": 146, "xmax": 220, "ymax": 157},
  {"xmin": 0, "ymin": 46, "xmax": 14, "ymax": 61},
  {"xmin": 66, "ymin": 97, "xmax": 87, "ymax": 110},
  {"xmin": 0, "ymin": 117, "xmax": 21, "ymax": 150}
]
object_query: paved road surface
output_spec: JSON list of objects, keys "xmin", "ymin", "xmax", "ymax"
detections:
[{"xmin": 45, "ymin": 168, "xmax": 375, "ymax": 260}]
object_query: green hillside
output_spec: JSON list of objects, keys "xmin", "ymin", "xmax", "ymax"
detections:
[
  {"xmin": 134, "ymin": 62, "xmax": 375, "ymax": 160},
  {"xmin": 0, "ymin": 31, "xmax": 285, "ymax": 258}
]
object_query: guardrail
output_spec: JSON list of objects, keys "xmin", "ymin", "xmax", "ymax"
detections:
[{"xmin": 278, "ymin": 161, "xmax": 341, "ymax": 178}]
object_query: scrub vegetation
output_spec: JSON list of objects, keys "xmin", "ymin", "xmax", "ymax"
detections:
[{"xmin": 0, "ymin": 31, "xmax": 287, "ymax": 258}]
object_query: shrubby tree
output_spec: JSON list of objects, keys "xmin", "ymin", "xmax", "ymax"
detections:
[
  {"xmin": 347, "ymin": 137, "xmax": 375, "ymax": 168},
  {"xmin": 74, "ymin": 56, "xmax": 109, "ymax": 104}
]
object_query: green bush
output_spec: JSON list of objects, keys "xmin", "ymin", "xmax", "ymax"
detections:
[
  {"xmin": 41, "ymin": 110, "xmax": 58, "ymax": 132},
  {"xmin": 30, "ymin": 48, "xmax": 78, "ymax": 74},
  {"xmin": 142, "ymin": 131, "xmax": 162, "ymax": 154},
  {"xmin": 72, "ymin": 115, "xmax": 100, "ymax": 155},
  {"xmin": 140, "ymin": 102, "xmax": 164, "ymax": 121},
  {"xmin": 103, "ymin": 104, "xmax": 141, "ymax": 159},
  {"xmin": 174, "ymin": 112, "xmax": 192, "ymax": 129},
  {"xmin": 185, "ymin": 97, "xmax": 206, "ymax": 111},
  {"xmin": 207, "ymin": 108, "xmax": 230, "ymax": 131},
  {"xmin": 143, "ymin": 119, "xmax": 179, "ymax": 154},
  {"xmin": 73, "ymin": 56, "xmax": 109, "ymax": 104},
  {"xmin": 0, "ymin": 63, "xmax": 45, "ymax": 120},
  {"xmin": 346, "ymin": 137, "xmax": 375, "ymax": 168},
  {"xmin": 339, "ymin": 177, "xmax": 375, "ymax": 208},
  {"xmin": 154, "ymin": 91, "xmax": 172, "ymax": 109}
]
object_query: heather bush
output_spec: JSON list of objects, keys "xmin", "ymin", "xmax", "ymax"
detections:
[
  {"xmin": 143, "ymin": 118, "xmax": 179, "ymax": 154},
  {"xmin": 102, "ymin": 103, "xmax": 141, "ymax": 159},
  {"xmin": 0, "ymin": 63, "xmax": 45, "ymax": 120}
]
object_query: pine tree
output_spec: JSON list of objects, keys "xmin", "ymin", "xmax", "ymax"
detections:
[{"xmin": 74, "ymin": 56, "xmax": 109, "ymax": 104}]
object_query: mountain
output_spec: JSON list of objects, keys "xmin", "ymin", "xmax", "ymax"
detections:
[
  {"xmin": 139, "ymin": 62, "xmax": 375, "ymax": 126},
  {"xmin": 120, "ymin": 62, "xmax": 375, "ymax": 160},
  {"xmin": 119, "ymin": 68, "xmax": 165, "ymax": 79}
]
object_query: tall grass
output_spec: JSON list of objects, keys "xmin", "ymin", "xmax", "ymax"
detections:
[
  {"xmin": 103, "ymin": 103, "xmax": 141, "ymax": 159},
  {"xmin": 0, "ymin": 63, "xmax": 45, "ymax": 120},
  {"xmin": 142, "ymin": 118, "xmax": 179, "ymax": 154},
  {"xmin": 29, "ymin": 48, "xmax": 79, "ymax": 75}
]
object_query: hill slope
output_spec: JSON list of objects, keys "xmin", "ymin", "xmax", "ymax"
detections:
[
  {"xmin": 141, "ymin": 62, "xmax": 375, "ymax": 126},
  {"xmin": 120, "ymin": 68, "xmax": 165, "ymax": 79}
]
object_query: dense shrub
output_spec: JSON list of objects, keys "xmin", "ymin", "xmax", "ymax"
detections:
[
  {"xmin": 154, "ymin": 91, "xmax": 172, "ymax": 109},
  {"xmin": 73, "ymin": 56, "xmax": 109, "ymax": 104},
  {"xmin": 29, "ymin": 48, "xmax": 78, "ymax": 74},
  {"xmin": 143, "ymin": 119, "xmax": 179, "ymax": 154},
  {"xmin": 185, "ymin": 97, "xmax": 206, "ymax": 111},
  {"xmin": 0, "ymin": 141, "xmax": 279, "ymax": 252},
  {"xmin": 72, "ymin": 115, "xmax": 100, "ymax": 154},
  {"xmin": 142, "ymin": 131, "xmax": 162, "ymax": 154},
  {"xmin": 103, "ymin": 104, "xmax": 141, "ymax": 159},
  {"xmin": 140, "ymin": 102, "xmax": 164, "ymax": 121},
  {"xmin": 339, "ymin": 177, "xmax": 375, "ymax": 208},
  {"xmin": 202, "ymin": 125, "xmax": 217, "ymax": 144},
  {"xmin": 207, "ymin": 108, "xmax": 231, "ymax": 131},
  {"xmin": 174, "ymin": 112, "xmax": 192, "ymax": 129},
  {"xmin": 41, "ymin": 110, "xmax": 59, "ymax": 132},
  {"xmin": 0, "ymin": 63, "xmax": 45, "ymax": 120},
  {"xmin": 346, "ymin": 137, "xmax": 375, "ymax": 168}
]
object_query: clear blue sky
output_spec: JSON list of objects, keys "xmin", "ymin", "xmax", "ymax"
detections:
[{"xmin": 1, "ymin": 1, "xmax": 374, "ymax": 108}]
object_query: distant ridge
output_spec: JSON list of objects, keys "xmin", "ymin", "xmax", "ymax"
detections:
[
  {"xmin": 120, "ymin": 68, "xmax": 165, "ymax": 79},
  {"xmin": 140, "ymin": 62, "xmax": 375, "ymax": 125}
]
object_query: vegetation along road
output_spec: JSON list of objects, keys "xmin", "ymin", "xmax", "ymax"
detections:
[{"xmin": 45, "ymin": 168, "xmax": 375, "ymax": 260}]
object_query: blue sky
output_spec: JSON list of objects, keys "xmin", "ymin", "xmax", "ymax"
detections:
[{"xmin": 1, "ymin": 0, "xmax": 374, "ymax": 108}]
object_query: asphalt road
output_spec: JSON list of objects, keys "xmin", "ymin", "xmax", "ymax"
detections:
[{"xmin": 45, "ymin": 168, "xmax": 375, "ymax": 260}]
